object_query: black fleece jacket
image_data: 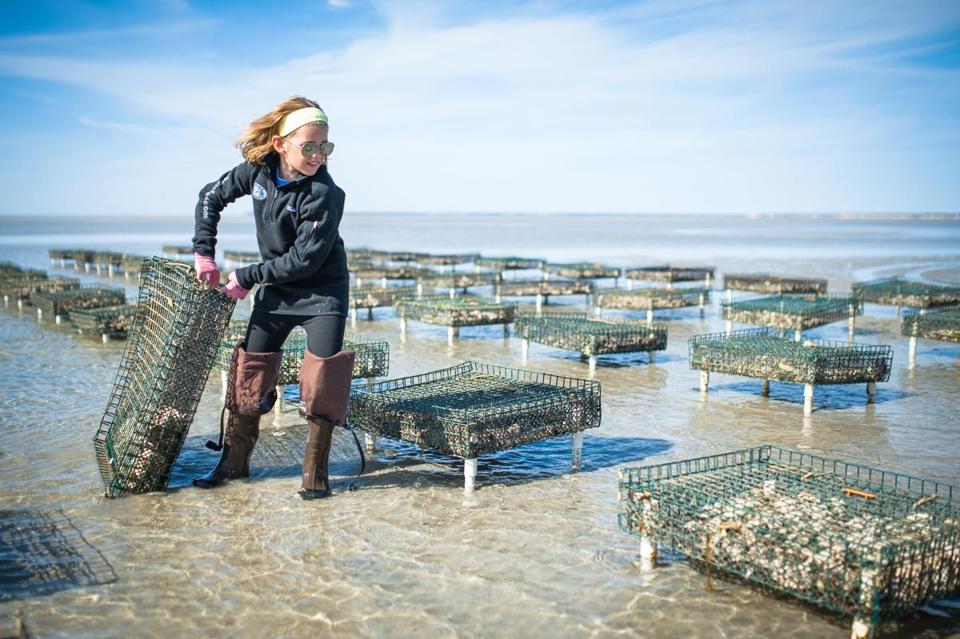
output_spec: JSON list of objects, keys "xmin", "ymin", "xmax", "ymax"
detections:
[{"xmin": 192, "ymin": 153, "xmax": 348, "ymax": 316}]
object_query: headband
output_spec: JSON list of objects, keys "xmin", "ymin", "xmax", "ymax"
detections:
[{"xmin": 278, "ymin": 106, "xmax": 328, "ymax": 137}]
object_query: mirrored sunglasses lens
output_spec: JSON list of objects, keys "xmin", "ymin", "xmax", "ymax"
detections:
[{"xmin": 320, "ymin": 142, "xmax": 334, "ymax": 156}]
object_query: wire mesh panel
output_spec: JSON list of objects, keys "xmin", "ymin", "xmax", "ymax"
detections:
[
  {"xmin": 120, "ymin": 254, "xmax": 146, "ymax": 276},
  {"xmin": 723, "ymin": 273, "xmax": 828, "ymax": 295},
  {"xmin": 223, "ymin": 250, "xmax": 261, "ymax": 265},
  {"xmin": 397, "ymin": 296, "xmax": 517, "ymax": 327},
  {"xmin": 71, "ymin": 304, "xmax": 138, "ymax": 337},
  {"xmin": 347, "ymin": 247, "xmax": 392, "ymax": 262},
  {"xmin": 544, "ymin": 262, "xmax": 621, "ymax": 280},
  {"xmin": 160, "ymin": 245, "xmax": 193, "ymax": 256},
  {"xmin": 498, "ymin": 279, "xmax": 593, "ymax": 298},
  {"xmin": 0, "ymin": 275, "xmax": 79, "ymax": 302},
  {"xmin": 348, "ymin": 361, "xmax": 601, "ymax": 458},
  {"xmin": 92, "ymin": 251, "xmax": 124, "ymax": 267},
  {"xmin": 347, "ymin": 335, "xmax": 391, "ymax": 379},
  {"xmin": 594, "ymin": 287, "xmax": 710, "ymax": 310},
  {"xmin": 515, "ymin": 313, "xmax": 668, "ymax": 356},
  {"xmin": 32, "ymin": 285, "xmax": 126, "ymax": 318},
  {"xmin": 415, "ymin": 252, "xmax": 481, "ymax": 266},
  {"xmin": 352, "ymin": 266, "xmax": 431, "ymax": 282},
  {"xmin": 618, "ymin": 445, "xmax": 960, "ymax": 625},
  {"xmin": 0, "ymin": 263, "xmax": 45, "ymax": 278},
  {"xmin": 689, "ymin": 328, "xmax": 892, "ymax": 384},
  {"xmin": 349, "ymin": 285, "xmax": 417, "ymax": 310},
  {"xmin": 418, "ymin": 272, "xmax": 502, "ymax": 290},
  {"xmin": 474, "ymin": 256, "xmax": 545, "ymax": 271},
  {"xmin": 722, "ymin": 294, "xmax": 862, "ymax": 331},
  {"xmin": 853, "ymin": 277, "xmax": 960, "ymax": 309},
  {"xmin": 93, "ymin": 257, "xmax": 236, "ymax": 497},
  {"xmin": 624, "ymin": 265, "xmax": 715, "ymax": 283},
  {"xmin": 901, "ymin": 306, "xmax": 960, "ymax": 343}
]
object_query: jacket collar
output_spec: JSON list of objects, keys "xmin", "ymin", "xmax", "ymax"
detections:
[{"xmin": 262, "ymin": 152, "xmax": 326, "ymax": 189}]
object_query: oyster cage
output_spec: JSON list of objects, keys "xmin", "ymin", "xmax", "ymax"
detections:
[
  {"xmin": 544, "ymin": 262, "xmax": 621, "ymax": 280},
  {"xmin": 418, "ymin": 272, "xmax": 502, "ymax": 291},
  {"xmin": 0, "ymin": 275, "xmax": 80, "ymax": 302},
  {"xmin": 902, "ymin": 306, "xmax": 960, "ymax": 344},
  {"xmin": 348, "ymin": 360, "xmax": 601, "ymax": 459},
  {"xmin": 93, "ymin": 257, "xmax": 235, "ymax": 497},
  {"xmin": 624, "ymin": 265, "xmax": 715, "ymax": 283},
  {"xmin": 474, "ymin": 256, "xmax": 545, "ymax": 271},
  {"xmin": 594, "ymin": 287, "xmax": 710, "ymax": 310},
  {"xmin": 352, "ymin": 266, "xmax": 431, "ymax": 283},
  {"xmin": 515, "ymin": 313, "xmax": 668, "ymax": 357},
  {"xmin": 32, "ymin": 285, "xmax": 126, "ymax": 319},
  {"xmin": 223, "ymin": 250, "xmax": 260, "ymax": 266},
  {"xmin": 853, "ymin": 277, "xmax": 960, "ymax": 309},
  {"xmin": 689, "ymin": 328, "xmax": 892, "ymax": 385},
  {"xmin": 722, "ymin": 294, "xmax": 862, "ymax": 331},
  {"xmin": 723, "ymin": 273, "xmax": 828, "ymax": 295},
  {"xmin": 497, "ymin": 279, "xmax": 593, "ymax": 298},
  {"xmin": 397, "ymin": 296, "xmax": 517, "ymax": 327},
  {"xmin": 618, "ymin": 445, "xmax": 960, "ymax": 627},
  {"xmin": 415, "ymin": 252, "xmax": 481, "ymax": 266},
  {"xmin": 71, "ymin": 304, "xmax": 138, "ymax": 338},
  {"xmin": 349, "ymin": 285, "xmax": 418, "ymax": 311}
]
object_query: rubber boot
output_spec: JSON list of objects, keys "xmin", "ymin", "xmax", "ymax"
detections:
[
  {"xmin": 299, "ymin": 417, "xmax": 335, "ymax": 500},
  {"xmin": 193, "ymin": 413, "xmax": 260, "ymax": 488}
]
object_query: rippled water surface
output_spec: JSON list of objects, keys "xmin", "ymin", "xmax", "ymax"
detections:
[{"xmin": 1, "ymin": 214, "xmax": 959, "ymax": 638}]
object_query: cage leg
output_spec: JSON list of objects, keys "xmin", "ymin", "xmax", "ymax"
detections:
[
  {"xmin": 521, "ymin": 339, "xmax": 529, "ymax": 364},
  {"xmin": 794, "ymin": 329, "xmax": 802, "ymax": 342},
  {"xmin": 449, "ymin": 287, "xmax": 456, "ymax": 300},
  {"xmin": 356, "ymin": 277, "xmax": 363, "ymax": 287},
  {"xmin": 908, "ymin": 336, "xmax": 918, "ymax": 368},
  {"xmin": 804, "ymin": 384, "xmax": 814, "ymax": 415},
  {"xmin": 848, "ymin": 304, "xmax": 856, "ymax": 338},
  {"xmin": 55, "ymin": 314, "xmax": 63, "ymax": 325},
  {"xmin": 648, "ymin": 350, "xmax": 655, "ymax": 364},
  {"xmin": 350, "ymin": 308, "xmax": 358, "ymax": 328},
  {"xmin": 646, "ymin": 309, "xmax": 653, "ymax": 326},
  {"xmin": 494, "ymin": 286, "xmax": 501, "ymax": 303},
  {"xmin": 588, "ymin": 355, "xmax": 597, "ymax": 377},
  {"xmin": 36, "ymin": 308, "xmax": 42, "ymax": 320},
  {"xmin": 705, "ymin": 272, "xmax": 712, "ymax": 288},
  {"xmin": 626, "ymin": 279, "xmax": 633, "ymax": 291},
  {"xmin": 2, "ymin": 295, "xmax": 8, "ymax": 306},
  {"xmin": 381, "ymin": 277, "xmax": 388, "ymax": 288},
  {"xmin": 725, "ymin": 320, "xmax": 733, "ymax": 336},
  {"xmin": 571, "ymin": 431, "xmax": 583, "ymax": 471},
  {"xmin": 416, "ymin": 282, "xmax": 423, "ymax": 299},
  {"xmin": 17, "ymin": 298, "xmax": 24, "ymax": 310},
  {"xmin": 850, "ymin": 618, "xmax": 875, "ymax": 639},
  {"xmin": 464, "ymin": 457, "xmax": 478, "ymax": 494},
  {"xmin": 536, "ymin": 294, "xmax": 543, "ymax": 315},
  {"xmin": 502, "ymin": 323, "xmax": 509, "ymax": 339},
  {"xmin": 639, "ymin": 499, "xmax": 657, "ymax": 565},
  {"xmin": 276, "ymin": 385, "xmax": 284, "ymax": 413},
  {"xmin": 699, "ymin": 293, "xmax": 705, "ymax": 318},
  {"xmin": 400, "ymin": 317, "xmax": 407, "ymax": 342},
  {"xmin": 101, "ymin": 332, "xmax": 110, "ymax": 344},
  {"xmin": 108, "ymin": 264, "xmax": 114, "ymax": 277},
  {"xmin": 365, "ymin": 433, "xmax": 378, "ymax": 454},
  {"xmin": 866, "ymin": 381, "xmax": 876, "ymax": 403},
  {"xmin": 594, "ymin": 306, "xmax": 602, "ymax": 317},
  {"xmin": 448, "ymin": 326, "xmax": 458, "ymax": 346},
  {"xmin": 726, "ymin": 288, "xmax": 732, "ymax": 303},
  {"xmin": 761, "ymin": 379, "xmax": 769, "ymax": 396},
  {"xmin": 700, "ymin": 371, "xmax": 709, "ymax": 394}
]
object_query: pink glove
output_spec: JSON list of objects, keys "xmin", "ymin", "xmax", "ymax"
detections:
[
  {"xmin": 194, "ymin": 253, "xmax": 220, "ymax": 289},
  {"xmin": 221, "ymin": 271, "xmax": 250, "ymax": 301}
]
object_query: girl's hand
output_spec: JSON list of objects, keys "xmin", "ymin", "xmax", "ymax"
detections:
[
  {"xmin": 194, "ymin": 253, "xmax": 221, "ymax": 289},
  {"xmin": 221, "ymin": 271, "xmax": 250, "ymax": 301}
]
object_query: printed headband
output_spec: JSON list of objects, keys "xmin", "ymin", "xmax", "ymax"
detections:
[{"xmin": 278, "ymin": 106, "xmax": 328, "ymax": 137}]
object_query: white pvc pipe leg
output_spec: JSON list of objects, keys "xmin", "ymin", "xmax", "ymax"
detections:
[
  {"xmin": 17, "ymin": 298, "xmax": 24, "ymax": 310},
  {"xmin": 626, "ymin": 279, "xmax": 633, "ymax": 290},
  {"xmin": 381, "ymin": 277, "xmax": 387, "ymax": 288},
  {"xmin": 55, "ymin": 315, "xmax": 63, "ymax": 325},
  {"xmin": 449, "ymin": 288, "xmax": 456, "ymax": 300},
  {"xmin": 416, "ymin": 283, "xmax": 423, "ymax": 299},
  {"xmin": 276, "ymin": 385, "xmax": 284, "ymax": 413},
  {"xmin": 850, "ymin": 618, "xmax": 875, "ymax": 639},
  {"xmin": 848, "ymin": 304, "xmax": 856, "ymax": 338},
  {"xmin": 464, "ymin": 457, "xmax": 478, "ymax": 495},
  {"xmin": 646, "ymin": 309, "xmax": 653, "ymax": 325},
  {"xmin": 699, "ymin": 293, "xmax": 706, "ymax": 318},
  {"xmin": 350, "ymin": 308, "xmax": 358, "ymax": 328},
  {"xmin": 521, "ymin": 339, "xmax": 529, "ymax": 364},
  {"xmin": 535, "ymin": 294, "xmax": 543, "ymax": 315},
  {"xmin": 725, "ymin": 320, "xmax": 733, "ymax": 336},
  {"xmin": 794, "ymin": 330, "xmax": 802, "ymax": 342},
  {"xmin": 700, "ymin": 370, "xmax": 709, "ymax": 394},
  {"xmin": 400, "ymin": 317, "xmax": 407, "ymax": 342},
  {"xmin": 726, "ymin": 288, "xmax": 732, "ymax": 303},
  {"xmin": 804, "ymin": 384, "xmax": 814, "ymax": 415},
  {"xmin": 101, "ymin": 333, "xmax": 110, "ymax": 344},
  {"xmin": 588, "ymin": 355, "xmax": 597, "ymax": 377},
  {"xmin": 37, "ymin": 308, "xmax": 43, "ymax": 320},
  {"xmin": 908, "ymin": 336, "xmax": 918, "ymax": 368},
  {"xmin": 866, "ymin": 381, "xmax": 876, "ymax": 403},
  {"xmin": 365, "ymin": 433, "xmax": 378, "ymax": 454},
  {"xmin": 447, "ymin": 326, "xmax": 458, "ymax": 346},
  {"xmin": 571, "ymin": 431, "xmax": 583, "ymax": 471}
]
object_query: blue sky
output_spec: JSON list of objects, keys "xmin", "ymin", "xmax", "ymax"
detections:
[{"xmin": 0, "ymin": 0, "xmax": 958, "ymax": 215}]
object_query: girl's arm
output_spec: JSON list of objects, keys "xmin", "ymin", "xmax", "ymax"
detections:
[
  {"xmin": 233, "ymin": 184, "xmax": 345, "ymax": 288},
  {"xmin": 191, "ymin": 163, "xmax": 257, "ymax": 257}
]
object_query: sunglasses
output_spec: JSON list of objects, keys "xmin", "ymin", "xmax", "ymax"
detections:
[{"xmin": 284, "ymin": 138, "xmax": 335, "ymax": 158}]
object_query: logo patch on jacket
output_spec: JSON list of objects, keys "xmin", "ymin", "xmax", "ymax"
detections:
[
  {"xmin": 286, "ymin": 204, "xmax": 297, "ymax": 212},
  {"xmin": 253, "ymin": 183, "xmax": 267, "ymax": 200}
]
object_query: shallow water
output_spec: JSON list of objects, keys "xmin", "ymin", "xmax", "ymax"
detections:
[{"xmin": 1, "ymin": 214, "xmax": 959, "ymax": 638}]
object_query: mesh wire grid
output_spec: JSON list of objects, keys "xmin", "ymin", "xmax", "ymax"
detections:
[
  {"xmin": 71, "ymin": 304, "xmax": 138, "ymax": 336},
  {"xmin": 624, "ymin": 265, "xmax": 715, "ymax": 282},
  {"xmin": 474, "ymin": 257, "xmax": 545, "ymax": 271},
  {"xmin": 349, "ymin": 285, "xmax": 418, "ymax": 309},
  {"xmin": 593, "ymin": 287, "xmax": 711, "ymax": 310},
  {"xmin": 618, "ymin": 445, "xmax": 960, "ymax": 624},
  {"xmin": 901, "ymin": 306, "xmax": 960, "ymax": 343},
  {"xmin": 543, "ymin": 262, "xmax": 621, "ymax": 279},
  {"xmin": 688, "ymin": 328, "xmax": 892, "ymax": 384},
  {"xmin": 515, "ymin": 312, "xmax": 668, "ymax": 356},
  {"xmin": 0, "ymin": 275, "xmax": 79, "ymax": 301},
  {"xmin": 92, "ymin": 251, "xmax": 124, "ymax": 266},
  {"xmin": 223, "ymin": 250, "xmax": 260, "ymax": 264},
  {"xmin": 418, "ymin": 272, "xmax": 502, "ymax": 289},
  {"xmin": 0, "ymin": 264, "xmax": 45, "ymax": 278},
  {"xmin": 723, "ymin": 273, "xmax": 828, "ymax": 295},
  {"xmin": 414, "ymin": 253, "xmax": 481, "ymax": 266},
  {"xmin": 348, "ymin": 361, "xmax": 601, "ymax": 458},
  {"xmin": 93, "ymin": 257, "xmax": 236, "ymax": 497},
  {"xmin": 31, "ymin": 285, "xmax": 126, "ymax": 317},
  {"xmin": 722, "ymin": 294, "xmax": 862, "ymax": 331},
  {"xmin": 160, "ymin": 245, "xmax": 193, "ymax": 256},
  {"xmin": 498, "ymin": 279, "xmax": 593, "ymax": 297},
  {"xmin": 853, "ymin": 277, "xmax": 960, "ymax": 309},
  {"xmin": 352, "ymin": 266, "xmax": 431, "ymax": 281},
  {"xmin": 397, "ymin": 296, "xmax": 517, "ymax": 327}
]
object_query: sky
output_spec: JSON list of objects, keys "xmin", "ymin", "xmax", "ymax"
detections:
[{"xmin": 0, "ymin": 0, "xmax": 958, "ymax": 216}]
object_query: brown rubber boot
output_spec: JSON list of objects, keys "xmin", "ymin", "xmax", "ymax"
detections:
[
  {"xmin": 193, "ymin": 413, "xmax": 261, "ymax": 488},
  {"xmin": 299, "ymin": 417, "xmax": 335, "ymax": 499}
]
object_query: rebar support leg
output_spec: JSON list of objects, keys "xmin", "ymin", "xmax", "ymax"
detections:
[
  {"xmin": 700, "ymin": 371, "xmax": 709, "ymax": 394},
  {"xmin": 850, "ymin": 618, "xmax": 875, "ymax": 639},
  {"xmin": 908, "ymin": 336, "xmax": 917, "ymax": 368},
  {"xmin": 649, "ymin": 351, "xmax": 655, "ymax": 364},
  {"xmin": 866, "ymin": 381, "xmax": 876, "ymax": 403},
  {"xmin": 699, "ymin": 294, "xmax": 705, "ymax": 318},
  {"xmin": 804, "ymin": 384, "xmax": 814, "ymax": 415},
  {"xmin": 761, "ymin": 379, "xmax": 769, "ymax": 396},
  {"xmin": 569, "ymin": 431, "xmax": 584, "ymax": 472},
  {"xmin": 521, "ymin": 339, "xmax": 529, "ymax": 364},
  {"xmin": 464, "ymin": 457, "xmax": 477, "ymax": 495},
  {"xmin": 367, "ymin": 307, "xmax": 373, "ymax": 321}
]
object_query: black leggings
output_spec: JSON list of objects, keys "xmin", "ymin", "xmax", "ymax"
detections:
[{"xmin": 244, "ymin": 309, "xmax": 346, "ymax": 358}]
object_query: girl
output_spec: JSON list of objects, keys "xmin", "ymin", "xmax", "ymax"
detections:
[{"xmin": 191, "ymin": 96, "xmax": 354, "ymax": 500}]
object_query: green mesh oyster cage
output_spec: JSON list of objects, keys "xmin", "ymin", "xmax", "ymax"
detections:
[
  {"xmin": 211, "ymin": 319, "xmax": 251, "ymax": 371},
  {"xmin": 223, "ymin": 250, "xmax": 260, "ymax": 265},
  {"xmin": 853, "ymin": 277, "xmax": 960, "ymax": 309},
  {"xmin": 120, "ymin": 254, "xmax": 147, "ymax": 277},
  {"xmin": 161, "ymin": 245, "xmax": 193, "ymax": 256},
  {"xmin": 0, "ymin": 263, "xmax": 45, "ymax": 278},
  {"xmin": 349, "ymin": 285, "xmax": 418, "ymax": 311},
  {"xmin": 348, "ymin": 360, "xmax": 601, "ymax": 458},
  {"xmin": 515, "ymin": 313, "xmax": 667, "ymax": 357},
  {"xmin": 689, "ymin": 328, "xmax": 892, "ymax": 385},
  {"xmin": 0, "ymin": 275, "xmax": 79, "ymax": 302},
  {"xmin": 474, "ymin": 256, "xmax": 545, "ymax": 271},
  {"xmin": 346, "ymin": 247, "xmax": 391, "ymax": 262},
  {"xmin": 397, "ymin": 296, "xmax": 517, "ymax": 327},
  {"xmin": 497, "ymin": 279, "xmax": 593, "ymax": 298},
  {"xmin": 46, "ymin": 249, "xmax": 87, "ymax": 266},
  {"xmin": 418, "ymin": 271, "xmax": 502, "ymax": 293},
  {"xmin": 624, "ymin": 265, "xmax": 715, "ymax": 283},
  {"xmin": 901, "ymin": 306, "xmax": 960, "ymax": 343},
  {"xmin": 415, "ymin": 252, "xmax": 481, "ymax": 266},
  {"xmin": 722, "ymin": 294, "xmax": 862, "ymax": 331},
  {"xmin": 618, "ymin": 445, "xmax": 960, "ymax": 626},
  {"xmin": 93, "ymin": 258, "xmax": 236, "ymax": 497},
  {"xmin": 544, "ymin": 262, "xmax": 621, "ymax": 280},
  {"xmin": 71, "ymin": 304, "xmax": 138, "ymax": 338},
  {"xmin": 92, "ymin": 251, "xmax": 124, "ymax": 267},
  {"xmin": 32, "ymin": 285, "xmax": 126, "ymax": 319},
  {"xmin": 69, "ymin": 250, "xmax": 97, "ymax": 269},
  {"xmin": 594, "ymin": 287, "xmax": 710, "ymax": 311},
  {"xmin": 352, "ymin": 266, "xmax": 431, "ymax": 283},
  {"xmin": 723, "ymin": 273, "xmax": 828, "ymax": 295}
]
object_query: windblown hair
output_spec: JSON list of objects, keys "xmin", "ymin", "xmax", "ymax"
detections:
[{"xmin": 236, "ymin": 96, "xmax": 324, "ymax": 164}]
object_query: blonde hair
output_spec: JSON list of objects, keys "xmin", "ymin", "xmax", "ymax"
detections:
[{"xmin": 236, "ymin": 96, "xmax": 326, "ymax": 164}]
